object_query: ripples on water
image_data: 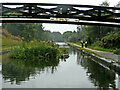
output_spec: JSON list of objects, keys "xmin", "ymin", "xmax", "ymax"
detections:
[{"xmin": 1, "ymin": 44, "xmax": 120, "ymax": 89}]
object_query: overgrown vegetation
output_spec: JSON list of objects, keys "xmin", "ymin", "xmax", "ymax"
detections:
[
  {"xmin": 10, "ymin": 41, "xmax": 57, "ymax": 59},
  {"xmin": 1, "ymin": 30, "xmax": 22, "ymax": 45},
  {"xmin": 2, "ymin": 23, "xmax": 64, "ymax": 42},
  {"xmin": 10, "ymin": 41, "xmax": 66, "ymax": 61},
  {"xmin": 0, "ymin": 29, "xmax": 22, "ymax": 51},
  {"xmin": 1, "ymin": 23, "xmax": 68, "ymax": 62},
  {"xmin": 63, "ymin": 26, "xmax": 120, "ymax": 54},
  {"xmin": 114, "ymin": 49, "xmax": 120, "ymax": 55},
  {"xmin": 62, "ymin": 1, "xmax": 120, "ymax": 55},
  {"xmin": 100, "ymin": 31, "xmax": 120, "ymax": 49}
]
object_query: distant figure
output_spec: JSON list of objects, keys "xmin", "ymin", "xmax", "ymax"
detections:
[
  {"xmin": 81, "ymin": 43, "xmax": 83, "ymax": 48},
  {"xmin": 85, "ymin": 41, "xmax": 87, "ymax": 48},
  {"xmin": 81, "ymin": 41, "xmax": 83, "ymax": 48},
  {"xmin": 64, "ymin": 59, "xmax": 66, "ymax": 62}
]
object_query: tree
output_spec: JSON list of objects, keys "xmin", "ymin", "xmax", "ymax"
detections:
[
  {"xmin": 100, "ymin": 0, "xmax": 110, "ymax": 6},
  {"xmin": 21, "ymin": 23, "xmax": 37, "ymax": 41},
  {"xmin": 2, "ymin": 23, "xmax": 44, "ymax": 41},
  {"xmin": 52, "ymin": 32, "xmax": 63, "ymax": 42},
  {"xmin": 63, "ymin": 31, "xmax": 73, "ymax": 41}
]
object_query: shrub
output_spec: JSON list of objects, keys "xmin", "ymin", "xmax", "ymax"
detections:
[
  {"xmin": 100, "ymin": 31, "xmax": 120, "ymax": 49},
  {"xmin": 114, "ymin": 49, "xmax": 120, "ymax": 55},
  {"xmin": 10, "ymin": 41, "xmax": 61, "ymax": 61},
  {"xmin": 59, "ymin": 48, "xmax": 69, "ymax": 54},
  {"xmin": 92, "ymin": 41, "xmax": 102, "ymax": 47}
]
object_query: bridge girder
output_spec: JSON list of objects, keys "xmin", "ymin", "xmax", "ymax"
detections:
[{"xmin": 0, "ymin": 3, "xmax": 120, "ymax": 27}]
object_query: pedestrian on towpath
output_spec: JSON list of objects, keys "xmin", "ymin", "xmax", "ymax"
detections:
[
  {"xmin": 85, "ymin": 41, "xmax": 87, "ymax": 48},
  {"xmin": 81, "ymin": 41, "xmax": 83, "ymax": 48}
]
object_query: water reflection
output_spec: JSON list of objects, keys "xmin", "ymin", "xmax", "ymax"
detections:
[
  {"xmin": 55, "ymin": 42, "xmax": 69, "ymax": 48},
  {"xmin": 2, "ymin": 47, "xmax": 120, "ymax": 89},
  {"xmin": 0, "ymin": 59, "xmax": 1, "ymax": 90},
  {"xmin": 76, "ymin": 50, "xmax": 117, "ymax": 89},
  {"xmin": 67, "ymin": 47, "xmax": 77, "ymax": 55},
  {"xmin": 2, "ymin": 54, "xmax": 60, "ymax": 85}
]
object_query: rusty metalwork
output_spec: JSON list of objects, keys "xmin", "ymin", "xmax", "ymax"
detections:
[{"xmin": 0, "ymin": 3, "xmax": 120, "ymax": 27}]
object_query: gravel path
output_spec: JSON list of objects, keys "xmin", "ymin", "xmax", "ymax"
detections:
[
  {"xmin": 73, "ymin": 44, "xmax": 120, "ymax": 62},
  {"xmin": 0, "ymin": 50, "xmax": 10, "ymax": 55}
]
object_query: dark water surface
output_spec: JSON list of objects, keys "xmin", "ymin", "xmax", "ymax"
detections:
[
  {"xmin": 0, "ymin": 57, "xmax": 2, "ymax": 90},
  {"xmin": 1, "ymin": 45, "xmax": 120, "ymax": 89}
]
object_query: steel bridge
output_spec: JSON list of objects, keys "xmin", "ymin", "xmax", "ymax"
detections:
[{"xmin": 0, "ymin": 3, "xmax": 120, "ymax": 27}]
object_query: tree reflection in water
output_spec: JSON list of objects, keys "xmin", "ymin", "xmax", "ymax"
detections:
[
  {"xmin": 2, "ymin": 48, "xmax": 119, "ymax": 89},
  {"xmin": 77, "ymin": 51, "xmax": 116, "ymax": 89},
  {"xmin": 2, "ymin": 57, "xmax": 59, "ymax": 85}
]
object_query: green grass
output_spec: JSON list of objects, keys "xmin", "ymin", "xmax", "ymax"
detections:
[
  {"xmin": 68, "ymin": 42, "xmax": 98, "ymax": 56},
  {"xmin": 68, "ymin": 42, "xmax": 120, "ymax": 64},
  {"xmin": 2, "ymin": 35, "xmax": 22, "ymax": 46},
  {"xmin": 74, "ymin": 42, "xmax": 116, "ymax": 53},
  {"xmin": 1, "ymin": 45, "xmax": 19, "ymax": 51},
  {"xmin": 88, "ymin": 46, "xmax": 116, "ymax": 52},
  {"xmin": 0, "ymin": 31, "xmax": 22, "ymax": 51},
  {"xmin": 76, "ymin": 42, "xmax": 82, "ymax": 46},
  {"xmin": 75, "ymin": 42, "xmax": 120, "ymax": 55}
]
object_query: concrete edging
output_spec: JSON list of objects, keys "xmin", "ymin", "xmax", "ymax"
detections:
[
  {"xmin": 68, "ymin": 43, "xmax": 120, "ymax": 74},
  {"xmin": 0, "ymin": 51, "xmax": 10, "ymax": 55}
]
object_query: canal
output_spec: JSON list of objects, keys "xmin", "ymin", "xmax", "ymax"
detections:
[{"xmin": 1, "ymin": 43, "xmax": 120, "ymax": 89}]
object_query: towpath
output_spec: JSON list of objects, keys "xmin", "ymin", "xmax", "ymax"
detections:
[{"xmin": 72, "ymin": 43, "xmax": 120, "ymax": 62}]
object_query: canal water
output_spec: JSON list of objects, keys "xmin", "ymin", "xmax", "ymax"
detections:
[
  {"xmin": 0, "ymin": 55, "xmax": 2, "ymax": 90},
  {"xmin": 1, "ymin": 43, "xmax": 120, "ymax": 89}
]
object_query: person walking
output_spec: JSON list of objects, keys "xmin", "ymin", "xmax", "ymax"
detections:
[
  {"xmin": 81, "ymin": 41, "xmax": 83, "ymax": 48},
  {"xmin": 85, "ymin": 41, "xmax": 87, "ymax": 48}
]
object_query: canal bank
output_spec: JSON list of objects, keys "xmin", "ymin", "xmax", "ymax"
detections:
[
  {"xmin": 2, "ymin": 45, "xmax": 120, "ymax": 89},
  {"xmin": 68, "ymin": 43, "xmax": 120, "ymax": 73},
  {"xmin": 0, "ymin": 50, "xmax": 10, "ymax": 55}
]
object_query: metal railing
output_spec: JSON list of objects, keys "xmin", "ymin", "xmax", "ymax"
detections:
[{"xmin": 0, "ymin": 3, "xmax": 120, "ymax": 27}]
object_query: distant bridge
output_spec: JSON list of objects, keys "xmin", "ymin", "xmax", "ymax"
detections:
[{"xmin": 0, "ymin": 3, "xmax": 120, "ymax": 27}]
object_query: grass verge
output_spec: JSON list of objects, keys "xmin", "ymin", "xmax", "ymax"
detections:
[
  {"xmin": 68, "ymin": 42, "xmax": 120, "ymax": 64},
  {"xmin": 76, "ymin": 42, "xmax": 116, "ymax": 52}
]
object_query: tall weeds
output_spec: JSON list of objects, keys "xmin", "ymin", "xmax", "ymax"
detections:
[{"xmin": 10, "ymin": 41, "xmax": 61, "ymax": 61}]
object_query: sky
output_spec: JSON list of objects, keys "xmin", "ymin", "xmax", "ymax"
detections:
[{"xmin": 1, "ymin": 0, "xmax": 120, "ymax": 34}]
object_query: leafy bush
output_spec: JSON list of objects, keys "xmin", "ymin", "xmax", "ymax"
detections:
[
  {"xmin": 92, "ymin": 41, "xmax": 102, "ymax": 47},
  {"xmin": 114, "ymin": 49, "xmax": 120, "ymax": 55},
  {"xmin": 59, "ymin": 48, "xmax": 69, "ymax": 54},
  {"xmin": 100, "ymin": 31, "xmax": 120, "ymax": 49},
  {"xmin": 10, "ymin": 41, "xmax": 61, "ymax": 61}
]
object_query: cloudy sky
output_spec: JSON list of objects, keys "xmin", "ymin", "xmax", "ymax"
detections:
[
  {"xmin": 1, "ymin": 0, "xmax": 120, "ymax": 34},
  {"xmin": 1, "ymin": 0, "xmax": 120, "ymax": 6}
]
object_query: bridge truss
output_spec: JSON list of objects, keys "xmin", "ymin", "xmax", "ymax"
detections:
[{"xmin": 0, "ymin": 3, "xmax": 120, "ymax": 27}]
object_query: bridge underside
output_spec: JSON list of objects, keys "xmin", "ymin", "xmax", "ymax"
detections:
[{"xmin": 0, "ymin": 3, "xmax": 120, "ymax": 27}]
